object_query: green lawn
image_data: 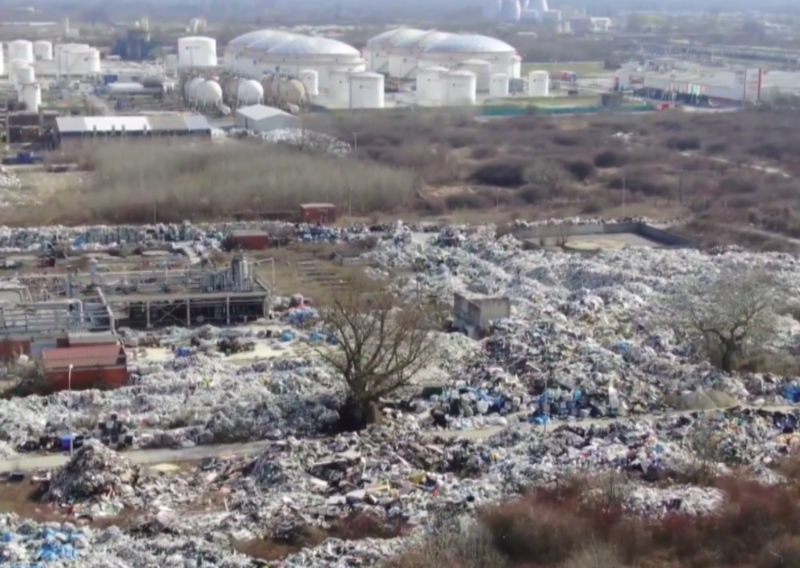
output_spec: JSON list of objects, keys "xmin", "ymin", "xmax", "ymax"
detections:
[{"xmin": 521, "ymin": 61, "xmax": 605, "ymax": 76}]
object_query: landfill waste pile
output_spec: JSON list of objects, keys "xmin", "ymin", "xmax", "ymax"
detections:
[
  {"xmin": 232, "ymin": 127, "xmax": 351, "ymax": 155},
  {"xmin": 43, "ymin": 441, "xmax": 139, "ymax": 505}
]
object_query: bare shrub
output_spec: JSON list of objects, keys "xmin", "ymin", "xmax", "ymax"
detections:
[
  {"xmin": 12, "ymin": 140, "xmax": 417, "ymax": 225},
  {"xmin": 565, "ymin": 159, "xmax": 597, "ymax": 181},
  {"xmin": 668, "ymin": 136, "xmax": 702, "ymax": 151},
  {"xmin": 445, "ymin": 192, "xmax": 492, "ymax": 210},
  {"xmin": 470, "ymin": 145, "xmax": 498, "ymax": 160},
  {"xmin": 470, "ymin": 158, "xmax": 528, "ymax": 187},
  {"xmin": 594, "ymin": 150, "xmax": 626, "ymax": 168}
]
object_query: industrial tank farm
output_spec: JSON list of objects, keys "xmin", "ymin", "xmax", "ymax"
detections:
[
  {"xmin": 365, "ymin": 27, "xmax": 522, "ymax": 81},
  {"xmin": 223, "ymin": 30, "xmax": 364, "ymax": 95}
]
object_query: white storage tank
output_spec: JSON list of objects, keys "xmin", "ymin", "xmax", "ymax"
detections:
[
  {"xmin": 299, "ymin": 69, "xmax": 319, "ymax": 96},
  {"xmin": 0, "ymin": 45, "xmax": 4, "ymax": 77},
  {"xmin": 416, "ymin": 66, "xmax": 448, "ymax": 104},
  {"xmin": 528, "ymin": 70, "xmax": 550, "ymax": 96},
  {"xmin": 237, "ymin": 79, "xmax": 263, "ymax": 104},
  {"xmin": 490, "ymin": 73, "xmax": 510, "ymax": 97},
  {"xmin": 328, "ymin": 69, "xmax": 351, "ymax": 104},
  {"xmin": 458, "ymin": 59, "xmax": 491, "ymax": 91},
  {"xmin": 349, "ymin": 72, "xmax": 385, "ymax": 109},
  {"xmin": 185, "ymin": 77, "xmax": 206, "ymax": 100},
  {"xmin": 20, "ymin": 83, "xmax": 41, "ymax": 112},
  {"xmin": 9, "ymin": 60, "xmax": 28, "ymax": 88},
  {"xmin": 511, "ymin": 55, "xmax": 522, "ymax": 78},
  {"xmin": 85, "ymin": 49, "xmax": 101, "ymax": 74},
  {"xmin": 33, "ymin": 40, "xmax": 53, "ymax": 60},
  {"xmin": 9, "ymin": 40, "xmax": 34, "ymax": 64},
  {"xmin": 443, "ymin": 70, "xmax": 476, "ymax": 106},
  {"xmin": 55, "ymin": 43, "xmax": 89, "ymax": 74},
  {"xmin": 196, "ymin": 79, "xmax": 223, "ymax": 107},
  {"xmin": 14, "ymin": 65, "xmax": 35, "ymax": 84},
  {"xmin": 178, "ymin": 36, "xmax": 218, "ymax": 67}
]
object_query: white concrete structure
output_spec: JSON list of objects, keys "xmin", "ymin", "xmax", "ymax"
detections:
[
  {"xmin": 236, "ymin": 104, "xmax": 300, "ymax": 132},
  {"xmin": 225, "ymin": 30, "xmax": 364, "ymax": 92},
  {"xmin": 349, "ymin": 72, "xmax": 385, "ymax": 109},
  {"xmin": 195, "ymin": 79, "xmax": 223, "ymax": 107},
  {"xmin": 388, "ymin": 31, "xmax": 452, "ymax": 79},
  {"xmin": 416, "ymin": 66, "xmax": 448, "ymax": 104},
  {"xmin": 178, "ymin": 36, "xmax": 218, "ymax": 68},
  {"xmin": 9, "ymin": 40, "xmax": 34, "ymax": 64},
  {"xmin": 300, "ymin": 69, "xmax": 319, "ymax": 96},
  {"xmin": 443, "ymin": 70, "xmax": 477, "ymax": 106},
  {"xmin": 328, "ymin": 69, "xmax": 352, "ymax": 104},
  {"xmin": 20, "ymin": 83, "xmax": 41, "ymax": 112},
  {"xmin": 237, "ymin": 79, "xmax": 264, "ymax": 104},
  {"xmin": 528, "ymin": 70, "xmax": 550, "ymax": 96},
  {"xmin": 490, "ymin": 73, "xmax": 510, "ymax": 97},
  {"xmin": 457, "ymin": 59, "xmax": 492, "ymax": 91},
  {"xmin": 364, "ymin": 27, "xmax": 426, "ymax": 74},
  {"xmin": 422, "ymin": 34, "xmax": 520, "ymax": 79},
  {"xmin": 33, "ymin": 40, "xmax": 53, "ymax": 61}
]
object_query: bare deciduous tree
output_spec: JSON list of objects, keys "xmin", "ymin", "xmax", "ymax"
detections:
[
  {"xmin": 316, "ymin": 285, "xmax": 441, "ymax": 430},
  {"xmin": 662, "ymin": 270, "xmax": 782, "ymax": 373}
]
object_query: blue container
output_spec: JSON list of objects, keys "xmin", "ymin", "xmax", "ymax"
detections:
[
  {"xmin": 60, "ymin": 435, "xmax": 74, "ymax": 451},
  {"xmin": 103, "ymin": 73, "xmax": 119, "ymax": 85}
]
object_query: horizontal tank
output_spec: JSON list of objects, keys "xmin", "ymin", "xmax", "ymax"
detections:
[
  {"xmin": 349, "ymin": 72, "xmax": 384, "ymax": 109},
  {"xmin": 178, "ymin": 36, "xmax": 218, "ymax": 67},
  {"xmin": 237, "ymin": 79, "xmax": 263, "ymax": 104},
  {"xmin": 33, "ymin": 40, "xmax": 53, "ymax": 61},
  {"xmin": 299, "ymin": 69, "xmax": 319, "ymax": 96},
  {"xmin": 195, "ymin": 79, "xmax": 222, "ymax": 106},
  {"xmin": 9, "ymin": 40, "xmax": 34, "ymax": 64},
  {"xmin": 107, "ymin": 82, "xmax": 146, "ymax": 94}
]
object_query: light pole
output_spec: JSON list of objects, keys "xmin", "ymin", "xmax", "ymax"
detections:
[{"xmin": 68, "ymin": 363, "xmax": 74, "ymax": 456}]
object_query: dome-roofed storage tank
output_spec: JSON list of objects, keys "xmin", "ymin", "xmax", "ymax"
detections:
[
  {"xmin": 9, "ymin": 40, "xmax": 34, "ymax": 64},
  {"xmin": 416, "ymin": 66, "xmax": 448, "ymax": 104},
  {"xmin": 328, "ymin": 69, "xmax": 351, "ymax": 104},
  {"xmin": 457, "ymin": 59, "xmax": 491, "ymax": 91},
  {"xmin": 364, "ymin": 27, "xmax": 427, "ymax": 73},
  {"xmin": 20, "ymin": 83, "xmax": 41, "ymax": 112},
  {"xmin": 178, "ymin": 36, "xmax": 218, "ymax": 67},
  {"xmin": 388, "ymin": 31, "xmax": 452, "ymax": 79},
  {"xmin": 196, "ymin": 79, "xmax": 223, "ymax": 107},
  {"xmin": 349, "ymin": 72, "xmax": 384, "ymax": 109},
  {"xmin": 443, "ymin": 70, "xmax": 477, "ymax": 106},
  {"xmin": 422, "ymin": 33, "xmax": 519, "ymax": 78},
  {"xmin": 490, "ymin": 73, "xmax": 510, "ymax": 97},
  {"xmin": 528, "ymin": 70, "xmax": 549, "ymax": 96},
  {"xmin": 33, "ymin": 40, "xmax": 53, "ymax": 60},
  {"xmin": 237, "ymin": 79, "xmax": 264, "ymax": 104},
  {"xmin": 299, "ymin": 69, "xmax": 319, "ymax": 96}
]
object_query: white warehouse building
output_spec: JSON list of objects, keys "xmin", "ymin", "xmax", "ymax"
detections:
[
  {"xmin": 235, "ymin": 104, "xmax": 301, "ymax": 132},
  {"xmin": 365, "ymin": 28, "xmax": 522, "ymax": 80},
  {"xmin": 224, "ymin": 30, "xmax": 364, "ymax": 95}
]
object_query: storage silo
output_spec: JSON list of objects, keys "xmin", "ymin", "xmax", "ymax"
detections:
[
  {"xmin": 196, "ymin": 79, "xmax": 223, "ymax": 107},
  {"xmin": 9, "ymin": 40, "xmax": 34, "ymax": 64},
  {"xmin": 490, "ymin": 73, "xmax": 509, "ymax": 97},
  {"xmin": 528, "ymin": 70, "xmax": 550, "ymax": 96},
  {"xmin": 443, "ymin": 70, "xmax": 476, "ymax": 106},
  {"xmin": 20, "ymin": 83, "xmax": 41, "ymax": 112},
  {"xmin": 237, "ymin": 79, "xmax": 264, "ymax": 104},
  {"xmin": 300, "ymin": 69, "xmax": 319, "ymax": 96},
  {"xmin": 33, "ymin": 40, "xmax": 53, "ymax": 60},
  {"xmin": 349, "ymin": 72, "xmax": 385, "ymax": 109},
  {"xmin": 416, "ymin": 66, "xmax": 448, "ymax": 104},
  {"xmin": 178, "ymin": 36, "xmax": 218, "ymax": 67},
  {"xmin": 458, "ymin": 59, "xmax": 491, "ymax": 91},
  {"xmin": 328, "ymin": 69, "xmax": 351, "ymax": 104}
]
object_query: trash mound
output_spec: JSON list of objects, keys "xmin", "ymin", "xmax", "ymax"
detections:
[{"xmin": 43, "ymin": 441, "xmax": 138, "ymax": 504}]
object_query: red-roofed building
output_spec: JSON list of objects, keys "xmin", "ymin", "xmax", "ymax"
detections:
[{"xmin": 40, "ymin": 343, "xmax": 129, "ymax": 391}]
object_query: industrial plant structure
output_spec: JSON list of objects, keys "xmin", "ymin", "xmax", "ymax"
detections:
[{"xmin": 364, "ymin": 28, "xmax": 521, "ymax": 80}]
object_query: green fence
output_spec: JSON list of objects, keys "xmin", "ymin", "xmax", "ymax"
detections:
[{"xmin": 478, "ymin": 104, "xmax": 654, "ymax": 117}]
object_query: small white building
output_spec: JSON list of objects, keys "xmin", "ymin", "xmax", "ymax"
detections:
[{"xmin": 235, "ymin": 104, "xmax": 300, "ymax": 132}]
